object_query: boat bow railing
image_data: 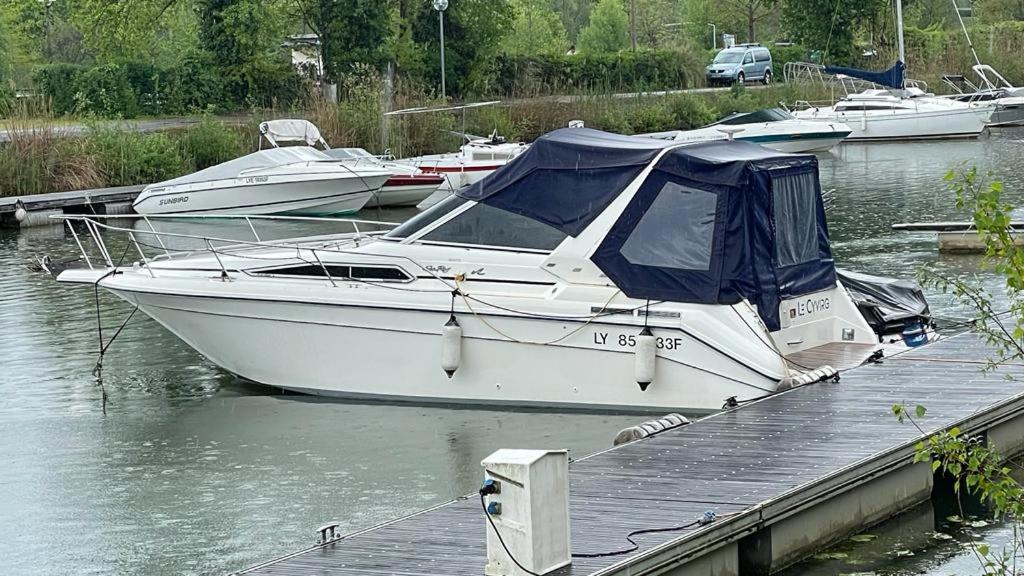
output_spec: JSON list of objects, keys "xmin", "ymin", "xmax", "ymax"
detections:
[{"xmin": 52, "ymin": 213, "xmax": 403, "ymax": 283}]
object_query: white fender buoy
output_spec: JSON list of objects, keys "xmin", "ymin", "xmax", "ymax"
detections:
[
  {"xmin": 14, "ymin": 206, "xmax": 28, "ymax": 222},
  {"xmin": 635, "ymin": 326, "xmax": 656, "ymax": 391},
  {"xmin": 441, "ymin": 314, "xmax": 462, "ymax": 378}
]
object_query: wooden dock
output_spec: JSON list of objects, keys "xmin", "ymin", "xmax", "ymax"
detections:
[
  {"xmin": 233, "ymin": 333, "xmax": 1024, "ymax": 576},
  {"xmin": 0, "ymin": 185, "xmax": 142, "ymax": 227}
]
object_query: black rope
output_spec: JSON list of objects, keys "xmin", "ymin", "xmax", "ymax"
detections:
[{"xmin": 90, "ymin": 240, "xmax": 133, "ymax": 414}]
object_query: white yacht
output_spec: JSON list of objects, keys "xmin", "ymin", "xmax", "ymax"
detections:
[
  {"xmin": 133, "ymin": 147, "xmax": 392, "ymax": 216},
  {"xmin": 641, "ymin": 108, "xmax": 851, "ymax": 152},
  {"xmin": 58, "ymin": 129, "xmax": 931, "ymax": 412},
  {"xmin": 793, "ymin": 87, "xmax": 991, "ymax": 141}
]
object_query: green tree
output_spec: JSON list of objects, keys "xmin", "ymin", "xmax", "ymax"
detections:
[
  {"xmin": 718, "ymin": 0, "xmax": 778, "ymax": 43},
  {"xmin": 197, "ymin": 0, "xmax": 290, "ymax": 67},
  {"xmin": 72, "ymin": 0, "xmax": 198, "ymax": 65},
  {"xmin": 552, "ymin": 0, "xmax": 595, "ymax": 43},
  {"xmin": 502, "ymin": 0, "xmax": 569, "ymax": 55},
  {"xmin": 296, "ymin": 0, "xmax": 392, "ymax": 82},
  {"xmin": 409, "ymin": 0, "xmax": 514, "ymax": 97},
  {"xmin": 578, "ymin": 0, "xmax": 630, "ymax": 53},
  {"xmin": 780, "ymin": 0, "xmax": 886, "ymax": 63}
]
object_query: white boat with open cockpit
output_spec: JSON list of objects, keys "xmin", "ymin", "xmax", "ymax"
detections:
[
  {"xmin": 259, "ymin": 119, "xmax": 445, "ymax": 207},
  {"xmin": 57, "ymin": 129, "xmax": 931, "ymax": 412},
  {"xmin": 132, "ymin": 146, "xmax": 392, "ymax": 216},
  {"xmin": 399, "ymin": 132, "xmax": 530, "ymax": 208},
  {"xmin": 640, "ymin": 108, "xmax": 851, "ymax": 153}
]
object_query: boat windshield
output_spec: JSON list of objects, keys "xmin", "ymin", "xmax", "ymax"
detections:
[
  {"xmin": 712, "ymin": 108, "xmax": 793, "ymax": 125},
  {"xmin": 384, "ymin": 194, "xmax": 469, "ymax": 240},
  {"xmin": 384, "ymin": 194, "xmax": 568, "ymax": 251},
  {"xmin": 713, "ymin": 51, "xmax": 744, "ymax": 64}
]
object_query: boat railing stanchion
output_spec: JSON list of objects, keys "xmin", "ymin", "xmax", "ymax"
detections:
[
  {"xmin": 66, "ymin": 218, "xmax": 94, "ymax": 270},
  {"xmin": 244, "ymin": 216, "xmax": 262, "ymax": 243},
  {"xmin": 85, "ymin": 219, "xmax": 114, "ymax": 268},
  {"xmin": 206, "ymin": 239, "xmax": 230, "ymax": 280},
  {"xmin": 127, "ymin": 231, "xmax": 156, "ymax": 278},
  {"xmin": 352, "ymin": 221, "xmax": 362, "ymax": 245},
  {"xmin": 142, "ymin": 215, "xmax": 172, "ymax": 257},
  {"xmin": 311, "ymin": 249, "xmax": 337, "ymax": 287}
]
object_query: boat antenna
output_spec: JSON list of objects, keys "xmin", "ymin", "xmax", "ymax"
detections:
[{"xmin": 950, "ymin": 0, "xmax": 983, "ymax": 70}]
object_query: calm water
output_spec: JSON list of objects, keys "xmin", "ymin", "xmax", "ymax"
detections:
[{"xmin": 3, "ymin": 130, "xmax": 1024, "ymax": 575}]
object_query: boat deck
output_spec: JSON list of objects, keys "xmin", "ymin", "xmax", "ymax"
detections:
[
  {"xmin": 236, "ymin": 332, "xmax": 1024, "ymax": 576},
  {"xmin": 785, "ymin": 341, "xmax": 881, "ymax": 371}
]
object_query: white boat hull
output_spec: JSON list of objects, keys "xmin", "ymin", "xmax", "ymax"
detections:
[
  {"xmin": 133, "ymin": 176, "xmax": 386, "ymax": 216},
  {"xmin": 92, "ymin": 285, "xmax": 785, "ymax": 412},
  {"xmin": 793, "ymin": 106, "xmax": 989, "ymax": 141},
  {"xmin": 365, "ymin": 181, "xmax": 443, "ymax": 208}
]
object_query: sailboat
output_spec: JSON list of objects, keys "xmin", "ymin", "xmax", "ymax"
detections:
[{"xmin": 792, "ymin": 0, "xmax": 992, "ymax": 141}]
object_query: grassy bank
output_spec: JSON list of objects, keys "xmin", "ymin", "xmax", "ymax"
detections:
[{"xmin": 0, "ymin": 84, "xmax": 829, "ymax": 198}]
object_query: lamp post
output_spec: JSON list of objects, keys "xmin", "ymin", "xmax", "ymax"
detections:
[
  {"xmin": 432, "ymin": 0, "xmax": 448, "ymax": 100},
  {"xmin": 708, "ymin": 23, "xmax": 716, "ymax": 50},
  {"xmin": 39, "ymin": 0, "xmax": 55, "ymax": 58}
]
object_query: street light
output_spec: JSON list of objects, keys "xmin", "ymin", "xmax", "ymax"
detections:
[
  {"xmin": 38, "ymin": 0, "xmax": 55, "ymax": 58},
  {"xmin": 708, "ymin": 23, "xmax": 716, "ymax": 50},
  {"xmin": 432, "ymin": 0, "xmax": 448, "ymax": 100}
]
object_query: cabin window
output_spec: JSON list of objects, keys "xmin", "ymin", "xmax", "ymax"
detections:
[
  {"xmin": 384, "ymin": 194, "xmax": 469, "ymax": 239},
  {"xmin": 743, "ymin": 53, "xmax": 754, "ymax": 64},
  {"xmin": 251, "ymin": 264, "xmax": 412, "ymax": 282},
  {"xmin": 754, "ymin": 49, "xmax": 770, "ymax": 62},
  {"xmin": 421, "ymin": 202, "xmax": 568, "ymax": 251},
  {"xmin": 620, "ymin": 182, "xmax": 716, "ymax": 271},
  {"xmin": 772, "ymin": 171, "xmax": 819, "ymax": 267}
]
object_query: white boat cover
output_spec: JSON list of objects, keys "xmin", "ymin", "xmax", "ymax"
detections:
[
  {"xmin": 150, "ymin": 147, "xmax": 332, "ymax": 189},
  {"xmin": 259, "ymin": 119, "xmax": 325, "ymax": 147}
]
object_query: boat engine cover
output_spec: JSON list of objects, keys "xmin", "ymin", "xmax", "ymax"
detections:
[{"xmin": 837, "ymin": 268, "xmax": 930, "ymax": 337}]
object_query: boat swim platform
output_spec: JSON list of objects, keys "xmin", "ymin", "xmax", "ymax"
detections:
[
  {"xmin": 235, "ymin": 333, "xmax": 1024, "ymax": 576},
  {"xmin": 0, "ymin": 185, "xmax": 142, "ymax": 228}
]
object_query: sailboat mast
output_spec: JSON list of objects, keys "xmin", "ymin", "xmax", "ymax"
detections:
[
  {"xmin": 895, "ymin": 0, "xmax": 906, "ymax": 89},
  {"xmin": 895, "ymin": 0, "xmax": 906, "ymax": 65}
]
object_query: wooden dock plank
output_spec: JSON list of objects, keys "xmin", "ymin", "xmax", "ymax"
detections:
[{"xmin": 236, "ymin": 333, "xmax": 1024, "ymax": 576}]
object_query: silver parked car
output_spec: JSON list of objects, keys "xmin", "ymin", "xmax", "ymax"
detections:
[{"xmin": 705, "ymin": 44, "xmax": 773, "ymax": 86}]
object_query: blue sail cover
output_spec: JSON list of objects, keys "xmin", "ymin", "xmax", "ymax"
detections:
[
  {"xmin": 458, "ymin": 128, "xmax": 674, "ymax": 236},
  {"xmin": 590, "ymin": 139, "xmax": 836, "ymax": 331},
  {"xmin": 824, "ymin": 61, "xmax": 905, "ymax": 90}
]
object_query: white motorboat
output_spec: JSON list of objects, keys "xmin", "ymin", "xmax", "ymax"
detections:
[
  {"xmin": 640, "ymin": 108, "xmax": 851, "ymax": 152},
  {"xmin": 57, "ymin": 128, "xmax": 932, "ymax": 412},
  {"xmin": 941, "ymin": 65, "xmax": 1024, "ymax": 127},
  {"xmin": 259, "ymin": 119, "xmax": 446, "ymax": 207},
  {"xmin": 398, "ymin": 133, "xmax": 530, "ymax": 208},
  {"xmin": 133, "ymin": 147, "xmax": 392, "ymax": 216}
]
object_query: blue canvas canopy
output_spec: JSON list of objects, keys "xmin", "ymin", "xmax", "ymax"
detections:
[
  {"xmin": 592, "ymin": 139, "xmax": 835, "ymax": 331},
  {"xmin": 458, "ymin": 128, "xmax": 674, "ymax": 236},
  {"xmin": 824, "ymin": 61, "xmax": 905, "ymax": 90},
  {"xmin": 461, "ymin": 129, "xmax": 836, "ymax": 331}
]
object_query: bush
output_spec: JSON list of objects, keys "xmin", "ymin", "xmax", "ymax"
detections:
[
  {"xmin": 33, "ymin": 64, "xmax": 87, "ymax": 115},
  {"xmin": 179, "ymin": 118, "xmax": 246, "ymax": 170},
  {"xmin": 86, "ymin": 127, "xmax": 187, "ymax": 186},
  {"xmin": 493, "ymin": 50, "xmax": 693, "ymax": 95},
  {"xmin": 665, "ymin": 93, "xmax": 716, "ymax": 129},
  {"xmin": 626, "ymin": 102, "xmax": 676, "ymax": 133},
  {"xmin": 74, "ymin": 64, "xmax": 140, "ymax": 118}
]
